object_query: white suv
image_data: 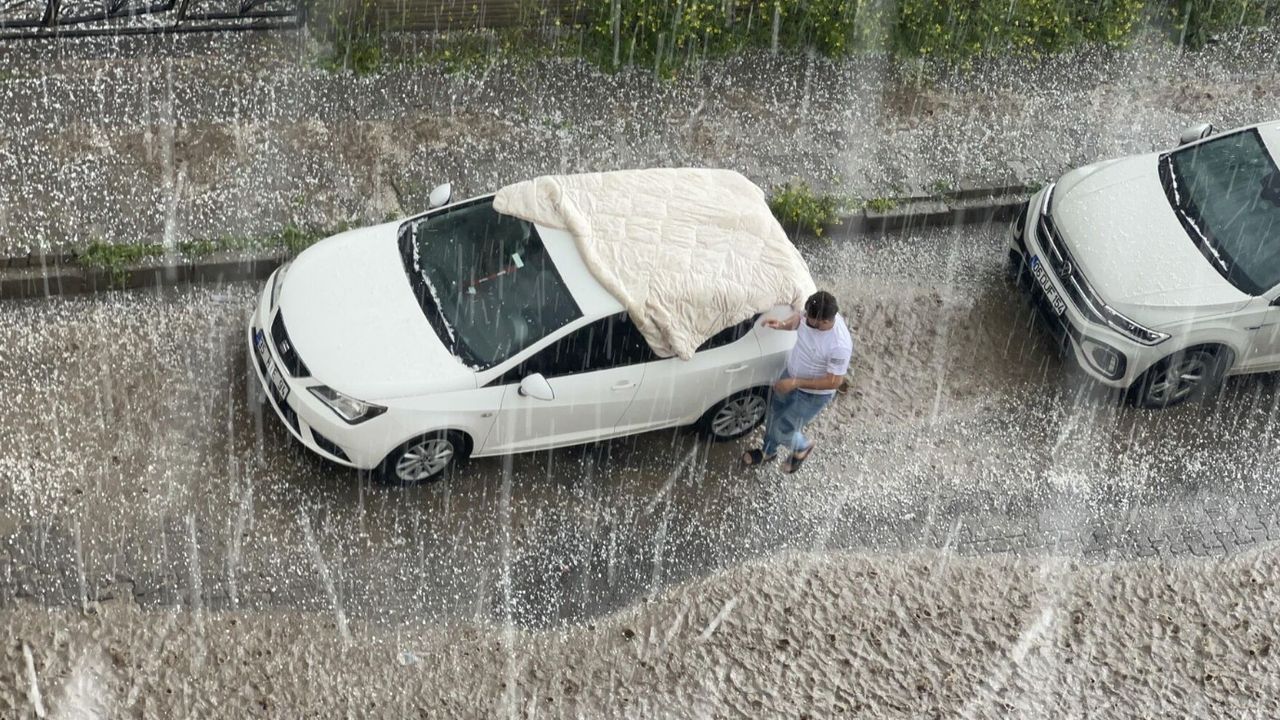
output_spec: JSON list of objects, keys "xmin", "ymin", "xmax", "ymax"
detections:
[
  {"xmin": 1009, "ymin": 119, "xmax": 1280, "ymax": 407},
  {"xmin": 248, "ymin": 191, "xmax": 797, "ymax": 484}
]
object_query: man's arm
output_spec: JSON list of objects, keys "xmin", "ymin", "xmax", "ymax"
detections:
[
  {"xmin": 763, "ymin": 312, "xmax": 801, "ymax": 331},
  {"xmin": 776, "ymin": 373, "xmax": 843, "ymax": 393}
]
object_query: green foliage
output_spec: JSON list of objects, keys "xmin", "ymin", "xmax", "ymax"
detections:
[
  {"xmin": 316, "ymin": 0, "xmax": 385, "ymax": 75},
  {"xmin": 583, "ymin": 0, "xmax": 875, "ymax": 74},
  {"xmin": 79, "ymin": 221, "xmax": 351, "ymax": 287},
  {"xmin": 892, "ymin": 0, "xmax": 1146, "ymax": 59},
  {"xmin": 277, "ymin": 223, "xmax": 326, "ymax": 255},
  {"xmin": 77, "ymin": 241, "xmax": 164, "ymax": 287},
  {"xmin": 864, "ymin": 196, "xmax": 899, "ymax": 213},
  {"xmin": 1166, "ymin": 0, "xmax": 1280, "ymax": 50},
  {"xmin": 301, "ymin": 0, "xmax": 1277, "ymax": 74},
  {"xmin": 769, "ymin": 183, "xmax": 839, "ymax": 237}
]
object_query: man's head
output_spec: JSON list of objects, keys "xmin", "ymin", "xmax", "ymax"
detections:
[{"xmin": 803, "ymin": 291, "xmax": 838, "ymax": 330}]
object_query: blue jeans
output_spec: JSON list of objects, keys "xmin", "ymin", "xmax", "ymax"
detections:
[{"xmin": 761, "ymin": 373, "xmax": 834, "ymax": 458}]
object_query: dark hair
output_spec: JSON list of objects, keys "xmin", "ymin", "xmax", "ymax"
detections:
[{"xmin": 804, "ymin": 291, "xmax": 838, "ymax": 321}]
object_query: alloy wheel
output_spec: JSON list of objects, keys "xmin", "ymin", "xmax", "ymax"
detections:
[
  {"xmin": 711, "ymin": 395, "xmax": 766, "ymax": 438},
  {"xmin": 1147, "ymin": 356, "xmax": 1208, "ymax": 406},
  {"xmin": 395, "ymin": 437, "xmax": 455, "ymax": 482}
]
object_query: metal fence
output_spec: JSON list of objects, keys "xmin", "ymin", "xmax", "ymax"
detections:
[
  {"xmin": 0, "ymin": 0, "xmax": 583, "ymax": 39},
  {"xmin": 0, "ymin": 0, "xmax": 303, "ymax": 38}
]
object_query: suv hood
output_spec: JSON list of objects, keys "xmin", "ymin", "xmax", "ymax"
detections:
[
  {"xmin": 1052, "ymin": 154, "xmax": 1251, "ymax": 327},
  {"xmin": 275, "ymin": 222, "xmax": 477, "ymax": 401}
]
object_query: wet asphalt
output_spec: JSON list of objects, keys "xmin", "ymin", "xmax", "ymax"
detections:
[{"xmin": 3, "ymin": 221, "xmax": 1280, "ymax": 629}]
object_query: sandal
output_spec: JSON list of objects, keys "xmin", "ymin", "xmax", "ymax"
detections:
[
  {"xmin": 740, "ymin": 448, "xmax": 776, "ymax": 468},
  {"xmin": 782, "ymin": 442, "xmax": 817, "ymax": 474}
]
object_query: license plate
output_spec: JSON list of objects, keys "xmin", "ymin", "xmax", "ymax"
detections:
[
  {"xmin": 255, "ymin": 330, "xmax": 290, "ymax": 400},
  {"xmin": 1029, "ymin": 255, "xmax": 1066, "ymax": 316}
]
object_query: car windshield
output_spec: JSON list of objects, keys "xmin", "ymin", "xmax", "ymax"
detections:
[
  {"xmin": 398, "ymin": 199, "xmax": 581, "ymax": 368},
  {"xmin": 1160, "ymin": 128, "xmax": 1280, "ymax": 295}
]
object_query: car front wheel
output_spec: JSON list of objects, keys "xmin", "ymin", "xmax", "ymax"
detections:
[
  {"xmin": 1129, "ymin": 348, "xmax": 1228, "ymax": 409},
  {"xmin": 697, "ymin": 390, "xmax": 768, "ymax": 441},
  {"xmin": 376, "ymin": 431, "xmax": 467, "ymax": 485}
]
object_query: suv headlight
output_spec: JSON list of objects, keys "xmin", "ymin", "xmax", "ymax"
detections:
[
  {"xmin": 308, "ymin": 385, "xmax": 387, "ymax": 424},
  {"xmin": 1104, "ymin": 311, "xmax": 1169, "ymax": 345},
  {"xmin": 270, "ymin": 261, "xmax": 293, "ymax": 308}
]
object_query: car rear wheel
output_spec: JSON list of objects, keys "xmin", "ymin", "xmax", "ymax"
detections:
[
  {"xmin": 1129, "ymin": 348, "xmax": 1228, "ymax": 409},
  {"xmin": 376, "ymin": 431, "xmax": 468, "ymax": 485},
  {"xmin": 696, "ymin": 390, "xmax": 768, "ymax": 441}
]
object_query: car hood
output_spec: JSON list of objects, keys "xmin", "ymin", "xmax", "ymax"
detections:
[
  {"xmin": 1052, "ymin": 154, "xmax": 1252, "ymax": 327},
  {"xmin": 275, "ymin": 222, "xmax": 477, "ymax": 401}
]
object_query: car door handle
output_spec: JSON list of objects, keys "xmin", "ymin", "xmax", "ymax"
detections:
[
  {"xmin": 612, "ymin": 381, "xmax": 637, "ymax": 391},
  {"xmin": 1247, "ymin": 323, "xmax": 1275, "ymax": 330},
  {"xmin": 723, "ymin": 364, "xmax": 749, "ymax": 374}
]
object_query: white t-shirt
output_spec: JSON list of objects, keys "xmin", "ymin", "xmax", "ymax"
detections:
[{"xmin": 785, "ymin": 313, "xmax": 854, "ymax": 395}]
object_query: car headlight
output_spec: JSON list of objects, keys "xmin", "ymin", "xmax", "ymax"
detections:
[
  {"xmin": 270, "ymin": 261, "xmax": 293, "ymax": 308},
  {"xmin": 308, "ymin": 385, "xmax": 387, "ymax": 424}
]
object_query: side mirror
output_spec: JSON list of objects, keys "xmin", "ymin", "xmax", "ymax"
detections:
[
  {"xmin": 1178, "ymin": 123, "xmax": 1214, "ymax": 146},
  {"xmin": 428, "ymin": 183, "xmax": 453, "ymax": 209},
  {"xmin": 517, "ymin": 373, "xmax": 554, "ymax": 401}
]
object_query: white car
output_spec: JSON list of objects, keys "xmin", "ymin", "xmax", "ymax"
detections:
[
  {"xmin": 1009, "ymin": 119, "xmax": 1280, "ymax": 408},
  {"xmin": 248, "ymin": 189, "xmax": 795, "ymax": 484}
]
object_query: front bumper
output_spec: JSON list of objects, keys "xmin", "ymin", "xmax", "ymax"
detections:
[
  {"xmin": 1007, "ymin": 189, "xmax": 1150, "ymax": 388},
  {"xmin": 247, "ymin": 272, "xmax": 380, "ymax": 469}
]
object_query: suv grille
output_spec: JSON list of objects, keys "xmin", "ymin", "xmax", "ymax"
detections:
[
  {"xmin": 1035, "ymin": 204, "xmax": 1109, "ymax": 326},
  {"xmin": 271, "ymin": 312, "xmax": 310, "ymax": 378}
]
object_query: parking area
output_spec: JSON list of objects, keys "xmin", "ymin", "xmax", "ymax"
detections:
[{"xmin": 3, "ymin": 221, "xmax": 1280, "ymax": 629}]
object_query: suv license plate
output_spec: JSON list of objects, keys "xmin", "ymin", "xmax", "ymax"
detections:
[{"xmin": 1029, "ymin": 255, "xmax": 1066, "ymax": 316}]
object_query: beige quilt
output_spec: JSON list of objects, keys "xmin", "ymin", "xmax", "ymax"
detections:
[{"xmin": 494, "ymin": 168, "xmax": 817, "ymax": 360}]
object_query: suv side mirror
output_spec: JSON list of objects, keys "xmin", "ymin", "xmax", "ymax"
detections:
[
  {"xmin": 517, "ymin": 373, "xmax": 554, "ymax": 401},
  {"xmin": 1178, "ymin": 123, "xmax": 1215, "ymax": 146}
]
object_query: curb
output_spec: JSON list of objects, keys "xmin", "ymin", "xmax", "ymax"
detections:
[
  {"xmin": 0, "ymin": 186, "xmax": 1030, "ymax": 301},
  {"xmin": 842, "ymin": 183, "xmax": 1028, "ymax": 235},
  {"xmin": 0, "ymin": 251, "xmax": 288, "ymax": 301}
]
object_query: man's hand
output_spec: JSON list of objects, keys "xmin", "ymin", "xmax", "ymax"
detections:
[
  {"xmin": 763, "ymin": 313, "xmax": 800, "ymax": 331},
  {"xmin": 773, "ymin": 377, "xmax": 798, "ymax": 395}
]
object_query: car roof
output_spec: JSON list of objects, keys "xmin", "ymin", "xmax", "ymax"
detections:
[
  {"xmin": 1257, "ymin": 120, "xmax": 1280, "ymax": 160},
  {"xmin": 536, "ymin": 224, "xmax": 626, "ymax": 320}
]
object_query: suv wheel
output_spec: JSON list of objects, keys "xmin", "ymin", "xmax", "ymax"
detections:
[
  {"xmin": 1130, "ymin": 348, "xmax": 1228, "ymax": 409},
  {"xmin": 697, "ymin": 390, "xmax": 768, "ymax": 441},
  {"xmin": 376, "ymin": 431, "xmax": 467, "ymax": 485}
]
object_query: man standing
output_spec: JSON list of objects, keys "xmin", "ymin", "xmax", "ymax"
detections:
[{"xmin": 741, "ymin": 290, "xmax": 853, "ymax": 474}]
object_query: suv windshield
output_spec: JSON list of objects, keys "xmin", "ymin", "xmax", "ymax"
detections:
[
  {"xmin": 398, "ymin": 198, "xmax": 582, "ymax": 368},
  {"xmin": 1160, "ymin": 128, "xmax": 1280, "ymax": 295}
]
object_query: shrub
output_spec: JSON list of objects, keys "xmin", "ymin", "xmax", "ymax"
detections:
[
  {"xmin": 1165, "ymin": 0, "xmax": 1280, "ymax": 50},
  {"xmin": 892, "ymin": 0, "xmax": 1146, "ymax": 59},
  {"xmin": 769, "ymin": 183, "xmax": 839, "ymax": 237},
  {"xmin": 584, "ymin": 0, "xmax": 875, "ymax": 73},
  {"xmin": 315, "ymin": 0, "xmax": 385, "ymax": 75}
]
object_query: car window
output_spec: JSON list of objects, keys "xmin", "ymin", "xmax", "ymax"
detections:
[
  {"xmin": 696, "ymin": 315, "xmax": 759, "ymax": 352},
  {"xmin": 492, "ymin": 313, "xmax": 655, "ymax": 384}
]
